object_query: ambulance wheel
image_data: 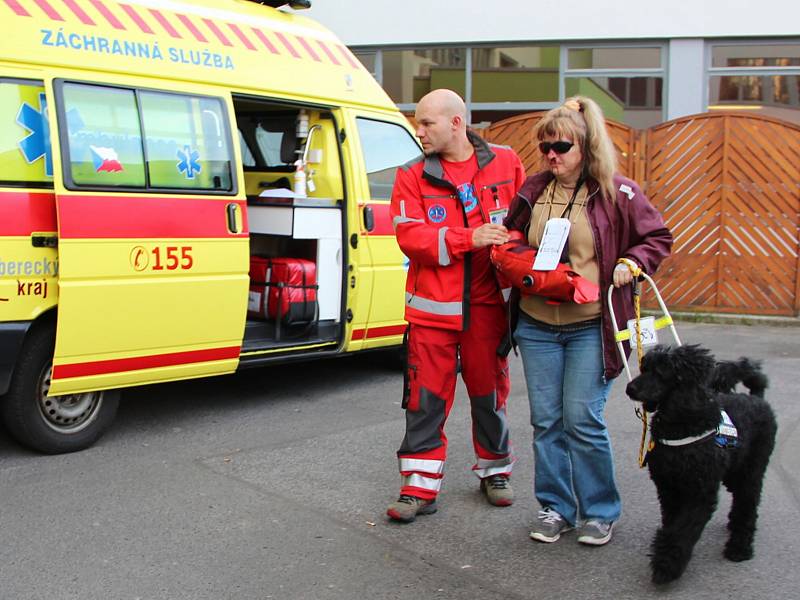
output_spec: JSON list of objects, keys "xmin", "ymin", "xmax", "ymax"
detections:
[{"xmin": 1, "ymin": 326, "xmax": 119, "ymax": 454}]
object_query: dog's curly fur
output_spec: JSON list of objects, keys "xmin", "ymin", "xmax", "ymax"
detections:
[{"xmin": 626, "ymin": 345, "xmax": 777, "ymax": 585}]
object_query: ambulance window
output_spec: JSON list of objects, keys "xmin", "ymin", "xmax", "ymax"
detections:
[
  {"xmin": 0, "ymin": 79, "xmax": 53, "ymax": 187},
  {"xmin": 139, "ymin": 92, "xmax": 233, "ymax": 191},
  {"xmin": 62, "ymin": 83, "xmax": 146, "ymax": 187},
  {"xmin": 356, "ymin": 118, "xmax": 421, "ymax": 199}
]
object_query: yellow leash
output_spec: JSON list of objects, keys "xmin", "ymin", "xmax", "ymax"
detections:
[{"xmin": 617, "ymin": 258, "xmax": 651, "ymax": 468}]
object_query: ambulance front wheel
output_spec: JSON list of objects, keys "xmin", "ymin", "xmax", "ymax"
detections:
[{"xmin": 1, "ymin": 326, "xmax": 119, "ymax": 454}]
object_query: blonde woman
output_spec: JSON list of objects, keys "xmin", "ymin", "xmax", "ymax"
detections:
[{"xmin": 504, "ymin": 96, "xmax": 672, "ymax": 545}]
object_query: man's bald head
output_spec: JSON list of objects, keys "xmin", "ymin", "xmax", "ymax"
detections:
[
  {"xmin": 417, "ymin": 89, "xmax": 467, "ymax": 124},
  {"xmin": 414, "ymin": 89, "xmax": 472, "ymax": 160}
]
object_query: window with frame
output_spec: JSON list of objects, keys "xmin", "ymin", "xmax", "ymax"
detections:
[
  {"xmin": 0, "ymin": 79, "xmax": 53, "ymax": 187},
  {"xmin": 564, "ymin": 45, "xmax": 665, "ymax": 128},
  {"xmin": 356, "ymin": 118, "xmax": 421, "ymax": 199},
  {"xmin": 708, "ymin": 43, "xmax": 800, "ymax": 124},
  {"xmin": 60, "ymin": 82, "xmax": 234, "ymax": 192}
]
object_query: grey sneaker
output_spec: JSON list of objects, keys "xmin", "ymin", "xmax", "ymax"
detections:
[
  {"xmin": 480, "ymin": 475, "xmax": 514, "ymax": 507},
  {"xmin": 577, "ymin": 520, "xmax": 614, "ymax": 545},
  {"xmin": 530, "ymin": 508, "xmax": 573, "ymax": 543},
  {"xmin": 386, "ymin": 495, "xmax": 438, "ymax": 523}
]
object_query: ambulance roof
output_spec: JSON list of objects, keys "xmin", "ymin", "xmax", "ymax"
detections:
[{"xmin": 0, "ymin": 0, "xmax": 395, "ymax": 111}]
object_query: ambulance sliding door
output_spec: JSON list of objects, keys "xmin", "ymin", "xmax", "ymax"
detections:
[{"xmin": 48, "ymin": 79, "xmax": 249, "ymax": 395}]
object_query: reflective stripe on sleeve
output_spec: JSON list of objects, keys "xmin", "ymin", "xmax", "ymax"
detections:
[
  {"xmin": 405, "ymin": 292, "xmax": 462, "ymax": 316},
  {"xmin": 393, "ymin": 215, "xmax": 424, "ymax": 230},
  {"xmin": 398, "ymin": 457, "xmax": 444, "ymax": 475},
  {"xmin": 438, "ymin": 226, "xmax": 451, "ymax": 266},
  {"xmin": 402, "ymin": 473, "xmax": 443, "ymax": 492}
]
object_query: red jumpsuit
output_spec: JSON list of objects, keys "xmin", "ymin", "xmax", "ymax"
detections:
[{"xmin": 390, "ymin": 132, "xmax": 526, "ymax": 500}]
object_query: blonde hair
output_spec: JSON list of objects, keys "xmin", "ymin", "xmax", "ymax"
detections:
[{"xmin": 534, "ymin": 96, "xmax": 617, "ymax": 201}]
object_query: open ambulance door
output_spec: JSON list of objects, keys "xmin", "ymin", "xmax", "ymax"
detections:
[
  {"xmin": 47, "ymin": 78, "xmax": 249, "ymax": 395},
  {"xmin": 348, "ymin": 112, "xmax": 422, "ymax": 348}
]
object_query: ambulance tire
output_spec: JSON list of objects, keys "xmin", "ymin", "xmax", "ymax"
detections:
[{"xmin": 1, "ymin": 326, "xmax": 119, "ymax": 454}]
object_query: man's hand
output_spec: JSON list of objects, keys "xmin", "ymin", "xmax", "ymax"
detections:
[{"xmin": 472, "ymin": 223, "xmax": 510, "ymax": 248}]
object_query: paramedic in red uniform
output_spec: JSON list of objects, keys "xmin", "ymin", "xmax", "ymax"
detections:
[{"xmin": 386, "ymin": 89, "xmax": 526, "ymax": 523}]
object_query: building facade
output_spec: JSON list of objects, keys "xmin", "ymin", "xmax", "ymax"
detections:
[{"xmin": 306, "ymin": 0, "xmax": 800, "ymax": 127}]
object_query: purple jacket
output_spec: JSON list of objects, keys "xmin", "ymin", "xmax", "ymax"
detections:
[{"xmin": 504, "ymin": 171, "xmax": 673, "ymax": 380}]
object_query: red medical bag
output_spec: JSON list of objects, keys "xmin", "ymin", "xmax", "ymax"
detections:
[
  {"xmin": 490, "ymin": 233, "xmax": 599, "ymax": 305},
  {"xmin": 248, "ymin": 257, "xmax": 318, "ymax": 323}
]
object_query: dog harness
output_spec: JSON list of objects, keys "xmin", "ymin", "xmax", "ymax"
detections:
[{"xmin": 657, "ymin": 410, "xmax": 739, "ymax": 449}]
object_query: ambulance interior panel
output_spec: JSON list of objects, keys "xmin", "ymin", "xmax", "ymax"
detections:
[{"xmin": 234, "ymin": 97, "xmax": 344, "ymax": 352}]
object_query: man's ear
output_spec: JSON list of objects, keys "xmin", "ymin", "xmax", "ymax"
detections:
[{"xmin": 451, "ymin": 115, "xmax": 462, "ymax": 130}]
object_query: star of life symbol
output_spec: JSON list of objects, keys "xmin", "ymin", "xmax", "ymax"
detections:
[
  {"xmin": 177, "ymin": 145, "xmax": 202, "ymax": 179},
  {"xmin": 17, "ymin": 92, "xmax": 53, "ymax": 177},
  {"xmin": 428, "ymin": 204, "xmax": 447, "ymax": 223}
]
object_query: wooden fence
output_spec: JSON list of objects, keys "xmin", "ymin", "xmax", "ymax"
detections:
[{"xmin": 480, "ymin": 112, "xmax": 800, "ymax": 316}]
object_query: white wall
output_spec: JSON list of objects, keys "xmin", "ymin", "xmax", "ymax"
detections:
[{"xmin": 305, "ymin": 0, "xmax": 800, "ymax": 46}]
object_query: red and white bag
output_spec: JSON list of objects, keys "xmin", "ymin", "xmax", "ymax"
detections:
[{"xmin": 248, "ymin": 257, "xmax": 318, "ymax": 323}]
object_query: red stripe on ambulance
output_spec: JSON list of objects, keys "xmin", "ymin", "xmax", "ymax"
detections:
[
  {"xmin": 32, "ymin": 0, "xmax": 63, "ymax": 20},
  {"xmin": 202, "ymin": 17, "xmax": 232, "ymax": 46},
  {"xmin": 90, "ymin": 0, "xmax": 125, "ymax": 29},
  {"xmin": 295, "ymin": 36, "xmax": 321, "ymax": 62},
  {"xmin": 57, "ymin": 196, "xmax": 248, "ymax": 239},
  {"xmin": 227, "ymin": 23, "xmax": 256, "ymax": 51},
  {"xmin": 251, "ymin": 27, "xmax": 279, "ymax": 54},
  {"xmin": 363, "ymin": 202, "xmax": 394, "ymax": 236},
  {"xmin": 148, "ymin": 8, "xmax": 182, "ymax": 38},
  {"xmin": 316, "ymin": 40, "xmax": 340, "ymax": 66},
  {"xmin": 176, "ymin": 13, "xmax": 208, "ymax": 42},
  {"xmin": 62, "ymin": 0, "xmax": 95, "ymax": 25},
  {"xmin": 52, "ymin": 345, "xmax": 242, "ymax": 379},
  {"xmin": 0, "ymin": 191, "xmax": 57, "ymax": 235},
  {"xmin": 351, "ymin": 325, "xmax": 406, "ymax": 341},
  {"xmin": 3, "ymin": 0, "xmax": 30, "ymax": 17},
  {"xmin": 273, "ymin": 31, "xmax": 301, "ymax": 58},
  {"xmin": 119, "ymin": 3, "xmax": 154, "ymax": 34},
  {"xmin": 337, "ymin": 44, "xmax": 360, "ymax": 69}
]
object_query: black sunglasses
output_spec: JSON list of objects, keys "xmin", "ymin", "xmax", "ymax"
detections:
[{"xmin": 539, "ymin": 141, "xmax": 574, "ymax": 155}]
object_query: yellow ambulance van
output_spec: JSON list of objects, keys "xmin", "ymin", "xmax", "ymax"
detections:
[{"xmin": 0, "ymin": 0, "xmax": 420, "ymax": 453}]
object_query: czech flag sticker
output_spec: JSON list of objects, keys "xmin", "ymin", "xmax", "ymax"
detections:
[{"xmin": 90, "ymin": 145, "xmax": 124, "ymax": 173}]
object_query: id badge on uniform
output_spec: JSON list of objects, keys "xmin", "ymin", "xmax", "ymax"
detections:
[
  {"xmin": 532, "ymin": 218, "xmax": 570, "ymax": 271},
  {"xmin": 489, "ymin": 207, "xmax": 507, "ymax": 225}
]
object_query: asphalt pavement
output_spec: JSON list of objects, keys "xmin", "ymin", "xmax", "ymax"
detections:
[{"xmin": 0, "ymin": 321, "xmax": 797, "ymax": 599}]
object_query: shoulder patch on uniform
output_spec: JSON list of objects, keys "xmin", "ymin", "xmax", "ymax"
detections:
[
  {"xmin": 428, "ymin": 204, "xmax": 447, "ymax": 223},
  {"xmin": 619, "ymin": 183, "xmax": 635, "ymax": 200}
]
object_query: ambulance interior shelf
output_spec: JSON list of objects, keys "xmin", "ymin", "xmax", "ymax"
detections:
[{"xmin": 244, "ymin": 191, "xmax": 343, "ymax": 348}]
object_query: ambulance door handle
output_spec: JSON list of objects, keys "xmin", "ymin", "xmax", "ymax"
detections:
[
  {"xmin": 362, "ymin": 205, "xmax": 375, "ymax": 232},
  {"xmin": 226, "ymin": 203, "xmax": 242, "ymax": 234},
  {"xmin": 31, "ymin": 234, "xmax": 58, "ymax": 248}
]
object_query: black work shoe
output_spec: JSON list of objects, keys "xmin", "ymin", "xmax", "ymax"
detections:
[
  {"xmin": 386, "ymin": 495, "xmax": 438, "ymax": 523},
  {"xmin": 480, "ymin": 474, "xmax": 514, "ymax": 506}
]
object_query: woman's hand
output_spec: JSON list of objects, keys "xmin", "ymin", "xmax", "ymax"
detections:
[{"xmin": 613, "ymin": 262, "xmax": 635, "ymax": 288}]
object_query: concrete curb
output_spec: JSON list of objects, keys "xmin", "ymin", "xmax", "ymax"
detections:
[{"xmin": 643, "ymin": 310, "xmax": 800, "ymax": 327}]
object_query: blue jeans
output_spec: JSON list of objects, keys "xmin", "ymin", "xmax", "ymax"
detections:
[{"xmin": 514, "ymin": 316, "xmax": 621, "ymax": 525}]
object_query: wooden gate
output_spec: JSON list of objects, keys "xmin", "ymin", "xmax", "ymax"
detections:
[
  {"xmin": 645, "ymin": 113, "xmax": 800, "ymax": 315},
  {"xmin": 481, "ymin": 111, "xmax": 800, "ymax": 316}
]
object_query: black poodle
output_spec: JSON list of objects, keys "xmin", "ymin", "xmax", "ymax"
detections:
[{"xmin": 626, "ymin": 344, "xmax": 777, "ymax": 585}]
